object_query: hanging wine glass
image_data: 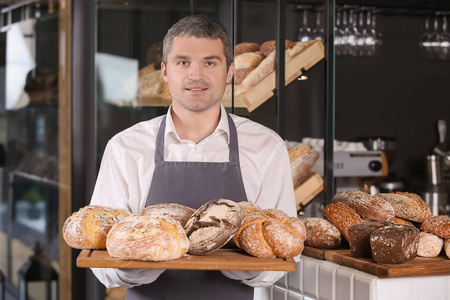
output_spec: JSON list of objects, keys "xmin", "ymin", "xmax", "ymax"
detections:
[
  {"xmin": 365, "ymin": 10, "xmax": 376, "ymax": 56},
  {"xmin": 312, "ymin": 11, "xmax": 324, "ymax": 42},
  {"xmin": 298, "ymin": 9, "xmax": 311, "ymax": 42},
  {"xmin": 356, "ymin": 10, "xmax": 367, "ymax": 56},
  {"xmin": 429, "ymin": 14, "xmax": 440, "ymax": 60},
  {"xmin": 418, "ymin": 15, "xmax": 432, "ymax": 59},
  {"xmin": 346, "ymin": 9, "xmax": 359, "ymax": 56},
  {"xmin": 437, "ymin": 14, "xmax": 450, "ymax": 60},
  {"xmin": 335, "ymin": 9, "xmax": 343, "ymax": 55}
]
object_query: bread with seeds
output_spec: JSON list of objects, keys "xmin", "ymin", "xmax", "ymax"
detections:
[{"xmin": 378, "ymin": 192, "xmax": 431, "ymax": 223}]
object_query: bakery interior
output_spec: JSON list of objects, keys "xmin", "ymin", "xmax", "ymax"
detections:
[{"xmin": 0, "ymin": 0, "xmax": 449, "ymax": 299}]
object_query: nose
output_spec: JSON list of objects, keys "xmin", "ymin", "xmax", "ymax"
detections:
[{"xmin": 187, "ymin": 63, "xmax": 204, "ymax": 81}]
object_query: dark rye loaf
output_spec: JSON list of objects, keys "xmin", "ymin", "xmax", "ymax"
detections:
[{"xmin": 348, "ymin": 221, "xmax": 389, "ymax": 258}]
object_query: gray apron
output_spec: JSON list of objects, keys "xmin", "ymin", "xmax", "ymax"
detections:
[{"xmin": 125, "ymin": 113, "xmax": 254, "ymax": 300}]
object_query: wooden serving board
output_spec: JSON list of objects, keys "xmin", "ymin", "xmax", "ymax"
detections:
[
  {"xmin": 294, "ymin": 172, "xmax": 323, "ymax": 211},
  {"xmin": 77, "ymin": 248, "xmax": 296, "ymax": 271},
  {"xmin": 302, "ymin": 246, "xmax": 450, "ymax": 278}
]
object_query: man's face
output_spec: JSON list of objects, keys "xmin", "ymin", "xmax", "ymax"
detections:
[{"xmin": 161, "ymin": 36, "xmax": 234, "ymax": 113}]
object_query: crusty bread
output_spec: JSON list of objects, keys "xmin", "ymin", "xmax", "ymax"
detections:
[
  {"xmin": 445, "ymin": 239, "xmax": 450, "ymax": 259},
  {"xmin": 234, "ymin": 52, "xmax": 265, "ymax": 70},
  {"xmin": 107, "ymin": 214, "xmax": 189, "ymax": 261},
  {"xmin": 289, "ymin": 145, "xmax": 319, "ymax": 187},
  {"xmin": 417, "ymin": 231, "xmax": 443, "ymax": 258},
  {"xmin": 260, "ymin": 40, "xmax": 296, "ymax": 57},
  {"xmin": 140, "ymin": 203, "xmax": 195, "ymax": 227},
  {"xmin": 378, "ymin": 192, "xmax": 431, "ymax": 223},
  {"xmin": 332, "ymin": 191, "xmax": 395, "ymax": 222},
  {"xmin": 238, "ymin": 201, "xmax": 260, "ymax": 214},
  {"xmin": 422, "ymin": 215, "xmax": 450, "ymax": 238},
  {"xmin": 322, "ymin": 202, "xmax": 365, "ymax": 242},
  {"xmin": 300, "ymin": 217, "xmax": 341, "ymax": 249},
  {"xmin": 138, "ymin": 69, "xmax": 165, "ymax": 96},
  {"xmin": 348, "ymin": 221, "xmax": 388, "ymax": 258},
  {"xmin": 241, "ymin": 51, "xmax": 275, "ymax": 90},
  {"xmin": 235, "ymin": 68, "xmax": 255, "ymax": 85},
  {"xmin": 370, "ymin": 224, "xmax": 420, "ymax": 264},
  {"xmin": 185, "ymin": 199, "xmax": 245, "ymax": 256},
  {"xmin": 235, "ymin": 42, "xmax": 260, "ymax": 56},
  {"xmin": 390, "ymin": 217, "xmax": 415, "ymax": 227},
  {"xmin": 235, "ymin": 208, "xmax": 306, "ymax": 258},
  {"xmin": 62, "ymin": 205, "xmax": 130, "ymax": 249}
]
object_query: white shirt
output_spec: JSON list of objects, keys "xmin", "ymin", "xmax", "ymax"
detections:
[{"xmin": 90, "ymin": 105, "xmax": 297, "ymax": 292}]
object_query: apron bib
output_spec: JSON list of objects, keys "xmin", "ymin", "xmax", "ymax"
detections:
[{"xmin": 125, "ymin": 113, "xmax": 253, "ymax": 300}]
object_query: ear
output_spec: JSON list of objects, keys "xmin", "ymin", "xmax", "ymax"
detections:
[
  {"xmin": 161, "ymin": 62, "xmax": 168, "ymax": 82},
  {"xmin": 226, "ymin": 62, "xmax": 235, "ymax": 84}
]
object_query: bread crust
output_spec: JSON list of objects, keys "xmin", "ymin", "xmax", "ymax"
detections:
[
  {"xmin": 417, "ymin": 231, "xmax": 443, "ymax": 258},
  {"xmin": 238, "ymin": 201, "xmax": 260, "ymax": 214},
  {"xmin": 140, "ymin": 203, "xmax": 195, "ymax": 227},
  {"xmin": 107, "ymin": 214, "xmax": 189, "ymax": 261},
  {"xmin": 289, "ymin": 145, "xmax": 319, "ymax": 187},
  {"xmin": 444, "ymin": 239, "xmax": 450, "ymax": 259},
  {"xmin": 332, "ymin": 191, "xmax": 395, "ymax": 222},
  {"xmin": 241, "ymin": 51, "xmax": 275, "ymax": 90},
  {"xmin": 422, "ymin": 215, "xmax": 450, "ymax": 238},
  {"xmin": 234, "ymin": 52, "xmax": 265, "ymax": 70},
  {"xmin": 322, "ymin": 202, "xmax": 365, "ymax": 242},
  {"xmin": 260, "ymin": 40, "xmax": 296, "ymax": 57},
  {"xmin": 378, "ymin": 192, "xmax": 431, "ymax": 222},
  {"xmin": 234, "ymin": 42, "xmax": 260, "ymax": 56},
  {"xmin": 62, "ymin": 205, "xmax": 130, "ymax": 249},
  {"xmin": 235, "ymin": 209, "xmax": 306, "ymax": 258},
  {"xmin": 300, "ymin": 217, "xmax": 341, "ymax": 249}
]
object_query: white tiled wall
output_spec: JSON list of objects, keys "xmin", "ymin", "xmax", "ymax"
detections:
[{"xmin": 261, "ymin": 256, "xmax": 450, "ymax": 300}]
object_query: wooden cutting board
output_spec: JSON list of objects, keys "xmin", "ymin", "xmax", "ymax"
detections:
[
  {"xmin": 77, "ymin": 248, "xmax": 296, "ymax": 271},
  {"xmin": 303, "ymin": 246, "xmax": 450, "ymax": 278},
  {"xmin": 294, "ymin": 172, "xmax": 323, "ymax": 211}
]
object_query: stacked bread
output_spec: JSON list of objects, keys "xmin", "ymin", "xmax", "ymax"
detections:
[{"xmin": 316, "ymin": 190, "xmax": 450, "ymax": 263}]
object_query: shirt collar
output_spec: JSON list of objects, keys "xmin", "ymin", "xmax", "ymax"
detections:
[{"xmin": 165, "ymin": 104, "xmax": 230, "ymax": 144}]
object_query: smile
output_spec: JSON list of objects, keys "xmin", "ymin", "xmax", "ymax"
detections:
[{"xmin": 186, "ymin": 88, "xmax": 208, "ymax": 91}]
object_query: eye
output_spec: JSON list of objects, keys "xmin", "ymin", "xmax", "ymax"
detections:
[
  {"xmin": 205, "ymin": 61, "xmax": 215, "ymax": 66},
  {"xmin": 178, "ymin": 60, "xmax": 189, "ymax": 66}
]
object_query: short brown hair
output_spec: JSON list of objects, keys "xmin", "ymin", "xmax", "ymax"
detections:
[{"xmin": 162, "ymin": 15, "xmax": 233, "ymax": 69}]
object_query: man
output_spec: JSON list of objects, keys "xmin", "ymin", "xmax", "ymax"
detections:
[{"xmin": 91, "ymin": 15, "xmax": 297, "ymax": 300}]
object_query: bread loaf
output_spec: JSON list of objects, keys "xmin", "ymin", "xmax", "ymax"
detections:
[
  {"xmin": 185, "ymin": 199, "xmax": 245, "ymax": 256},
  {"xmin": 62, "ymin": 205, "xmax": 130, "ymax": 249},
  {"xmin": 234, "ymin": 68, "xmax": 255, "ymax": 85},
  {"xmin": 390, "ymin": 217, "xmax": 415, "ymax": 227},
  {"xmin": 300, "ymin": 217, "xmax": 341, "ymax": 249},
  {"xmin": 378, "ymin": 192, "xmax": 431, "ymax": 222},
  {"xmin": 422, "ymin": 215, "xmax": 450, "ymax": 238},
  {"xmin": 260, "ymin": 40, "xmax": 296, "ymax": 57},
  {"xmin": 234, "ymin": 52, "xmax": 265, "ymax": 70},
  {"xmin": 417, "ymin": 231, "xmax": 443, "ymax": 258},
  {"xmin": 140, "ymin": 203, "xmax": 195, "ymax": 227},
  {"xmin": 235, "ymin": 42, "xmax": 260, "ymax": 56},
  {"xmin": 322, "ymin": 202, "xmax": 366, "ymax": 242},
  {"xmin": 238, "ymin": 201, "xmax": 260, "ymax": 214},
  {"xmin": 234, "ymin": 209, "xmax": 306, "ymax": 258},
  {"xmin": 370, "ymin": 224, "xmax": 420, "ymax": 264},
  {"xmin": 107, "ymin": 214, "xmax": 189, "ymax": 261},
  {"xmin": 138, "ymin": 69, "xmax": 165, "ymax": 96},
  {"xmin": 332, "ymin": 191, "xmax": 395, "ymax": 222},
  {"xmin": 444, "ymin": 239, "xmax": 450, "ymax": 259},
  {"xmin": 348, "ymin": 221, "xmax": 388, "ymax": 258},
  {"xmin": 288, "ymin": 145, "xmax": 319, "ymax": 187},
  {"xmin": 241, "ymin": 51, "xmax": 275, "ymax": 90}
]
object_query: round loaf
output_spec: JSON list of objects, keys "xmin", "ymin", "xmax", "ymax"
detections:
[
  {"xmin": 289, "ymin": 145, "xmax": 319, "ymax": 187},
  {"xmin": 107, "ymin": 214, "xmax": 189, "ymax": 261},
  {"xmin": 234, "ymin": 42, "xmax": 260, "ymax": 56},
  {"xmin": 185, "ymin": 199, "xmax": 245, "ymax": 256},
  {"xmin": 422, "ymin": 215, "xmax": 450, "ymax": 238},
  {"xmin": 332, "ymin": 191, "xmax": 395, "ymax": 222},
  {"xmin": 234, "ymin": 52, "xmax": 265, "ymax": 70},
  {"xmin": 322, "ymin": 202, "xmax": 365, "ymax": 242},
  {"xmin": 300, "ymin": 217, "xmax": 341, "ymax": 249},
  {"xmin": 417, "ymin": 231, "xmax": 443, "ymax": 258},
  {"xmin": 62, "ymin": 205, "xmax": 130, "ymax": 249},
  {"xmin": 444, "ymin": 239, "xmax": 450, "ymax": 259},
  {"xmin": 140, "ymin": 203, "xmax": 195, "ymax": 227},
  {"xmin": 378, "ymin": 192, "xmax": 431, "ymax": 222},
  {"xmin": 235, "ymin": 209, "xmax": 306, "ymax": 258},
  {"xmin": 260, "ymin": 40, "xmax": 296, "ymax": 56}
]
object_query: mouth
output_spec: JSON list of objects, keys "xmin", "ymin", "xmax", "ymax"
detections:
[{"xmin": 185, "ymin": 87, "xmax": 208, "ymax": 91}]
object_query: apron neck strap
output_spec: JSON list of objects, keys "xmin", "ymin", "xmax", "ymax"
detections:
[{"xmin": 155, "ymin": 113, "xmax": 240, "ymax": 163}]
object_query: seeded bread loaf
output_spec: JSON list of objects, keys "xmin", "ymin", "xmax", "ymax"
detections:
[
  {"xmin": 422, "ymin": 215, "xmax": 450, "ymax": 238},
  {"xmin": 185, "ymin": 199, "xmax": 245, "ymax": 256},
  {"xmin": 300, "ymin": 217, "xmax": 341, "ymax": 249},
  {"xmin": 332, "ymin": 191, "xmax": 395, "ymax": 222},
  {"xmin": 62, "ymin": 205, "xmax": 131, "ymax": 249},
  {"xmin": 322, "ymin": 202, "xmax": 366, "ymax": 242},
  {"xmin": 140, "ymin": 203, "xmax": 195, "ymax": 227},
  {"xmin": 235, "ymin": 209, "xmax": 306, "ymax": 258},
  {"xmin": 378, "ymin": 192, "xmax": 431, "ymax": 223},
  {"xmin": 417, "ymin": 231, "xmax": 443, "ymax": 258},
  {"xmin": 348, "ymin": 221, "xmax": 389, "ymax": 258},
  {"xmin": 370, "ymin": 224, "xmax": 420, "ymax": 264},
  {"xmin": 107, "ymin": 214, "xmax": 189, "ymax": 261}
]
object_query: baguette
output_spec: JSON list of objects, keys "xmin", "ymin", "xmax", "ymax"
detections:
[
  {"xmin": 422, "ymin": 215, "xmax": 450, "ymax": 238},
  {"xmin": 241, "ymin": 51, "xmax": 275, "ymax": 90},
  {"xmin": 332, "ymin": 191, "xmax": 395, "ymax": 222},
  {"xmin": 378, "ymin": 192, "xmax": 431, "ymax": 222},
  {"xmin": 322, "ymin": 202, "xmax": 365, "ymax": 242},
  {"xmin": 289, "ymin": 144, "xmax": 319, "ymax": 187}
]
